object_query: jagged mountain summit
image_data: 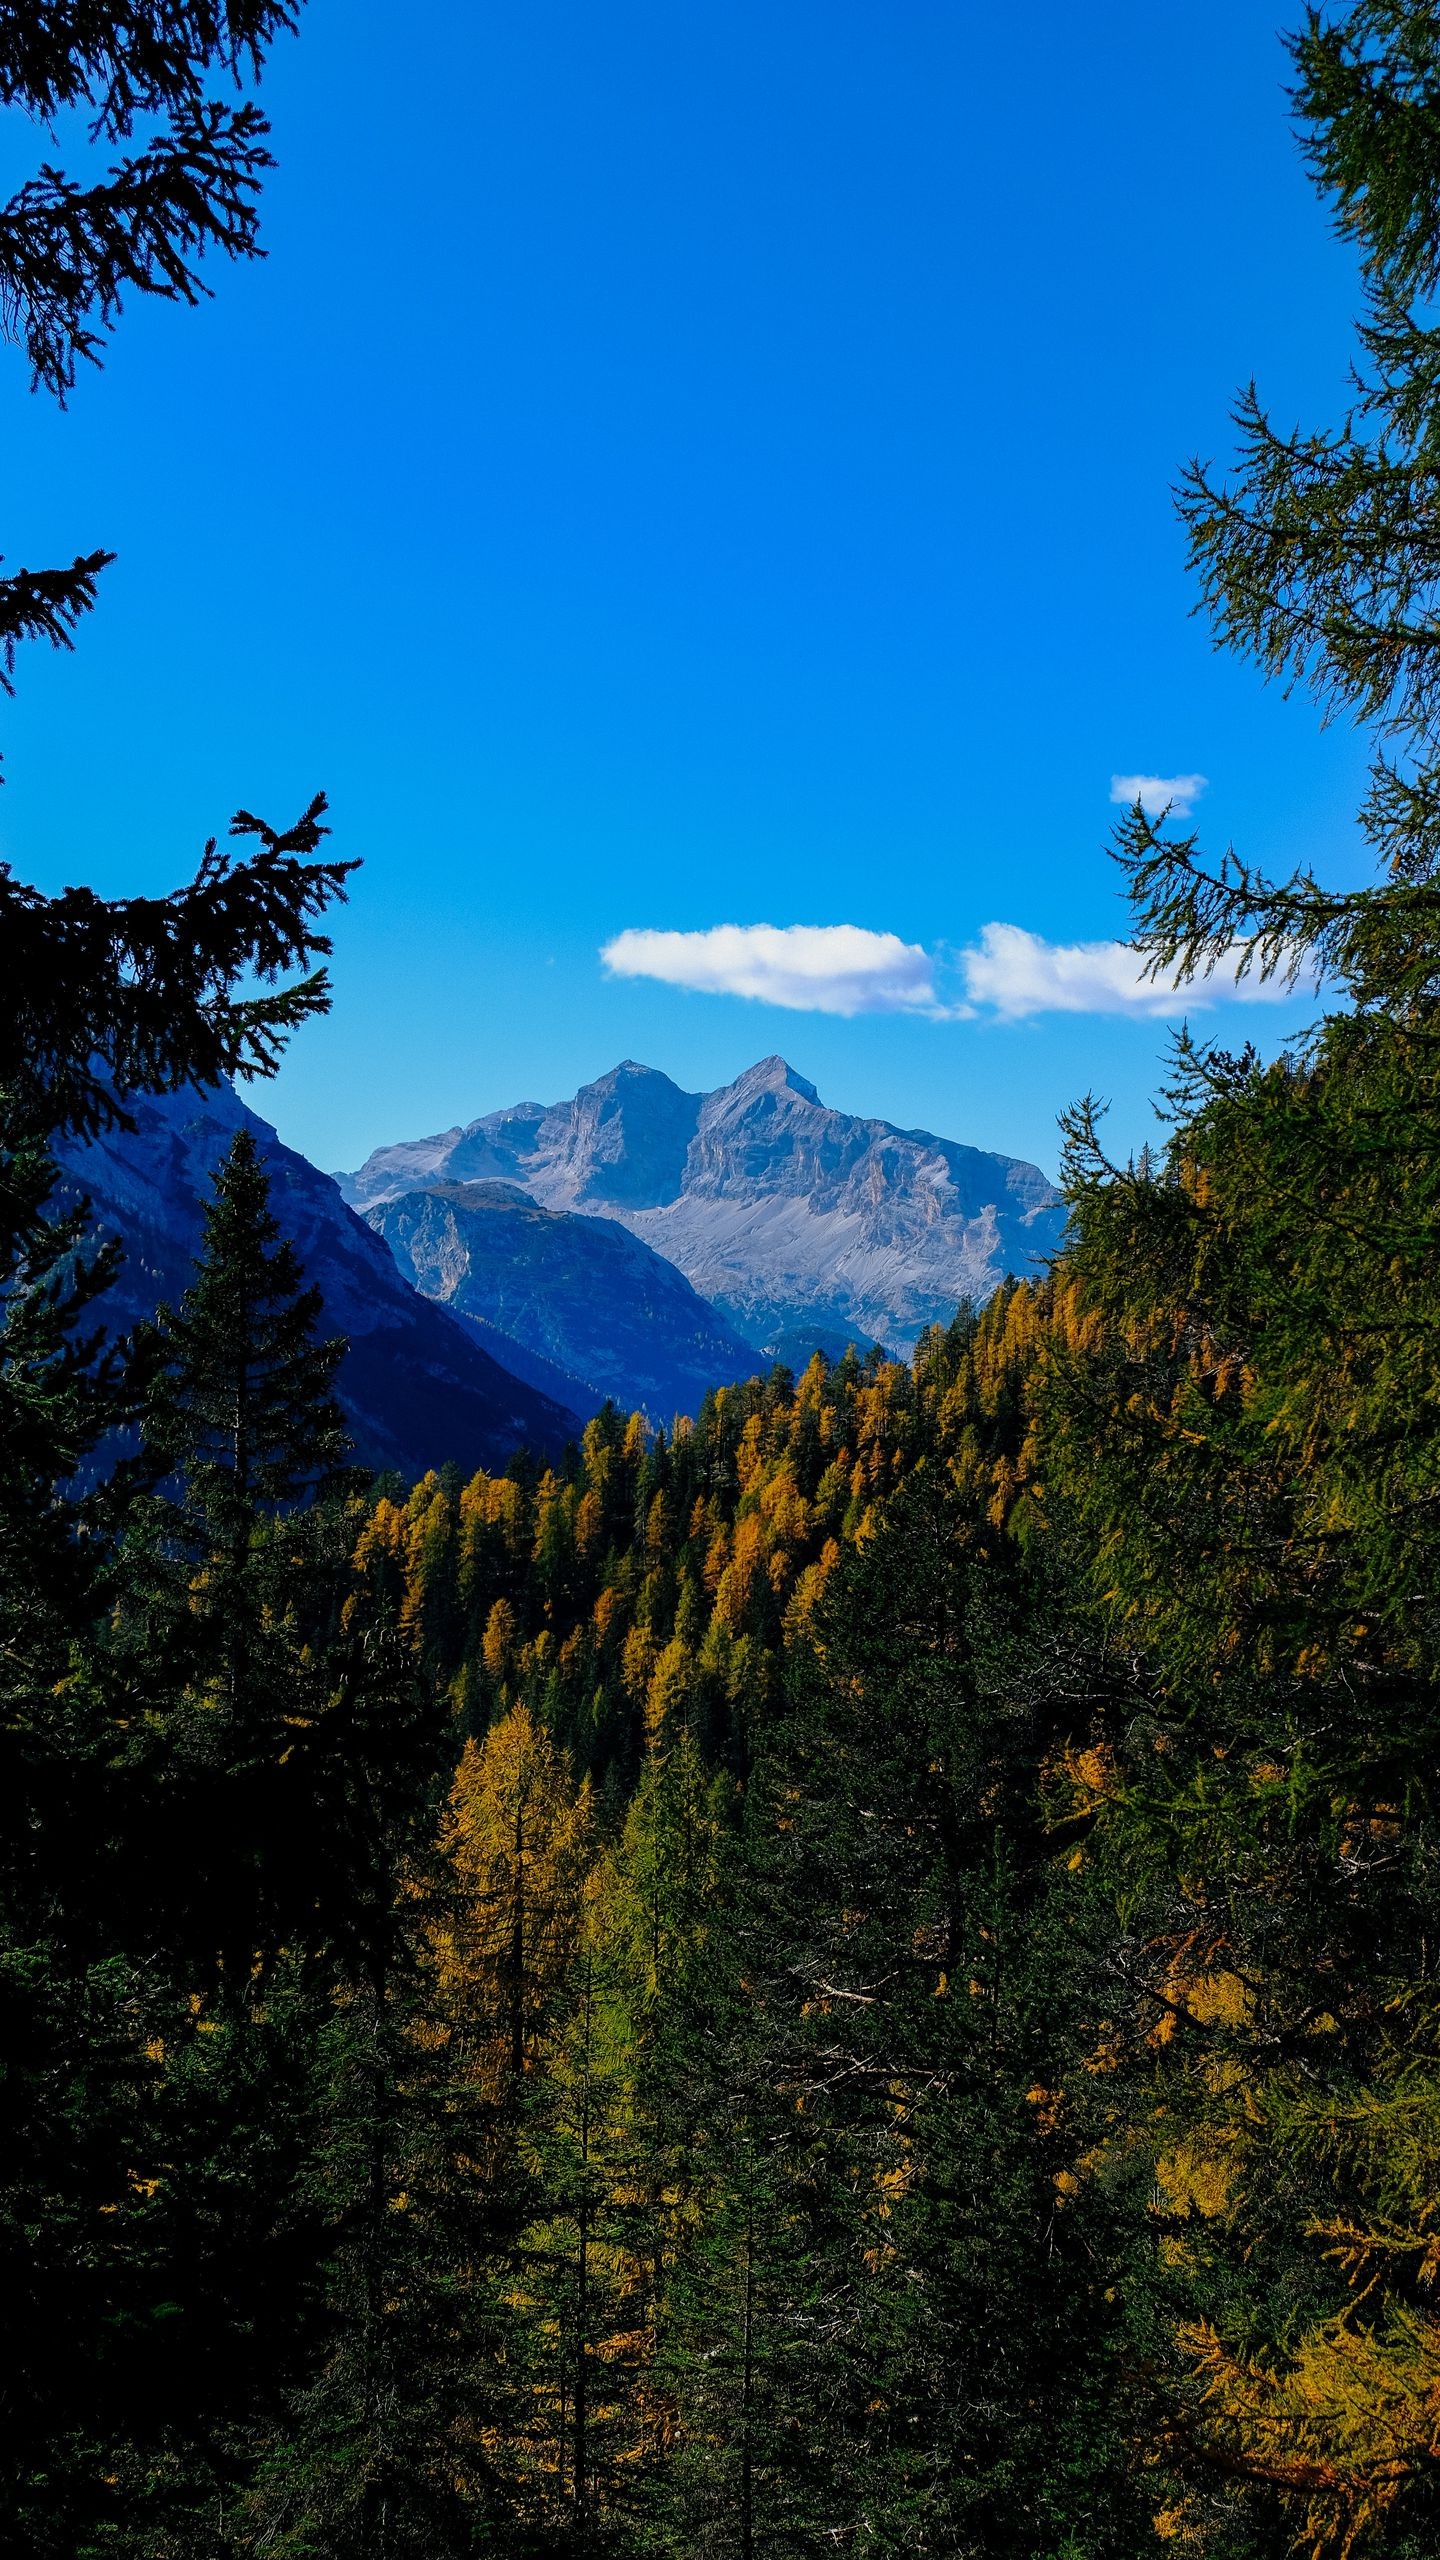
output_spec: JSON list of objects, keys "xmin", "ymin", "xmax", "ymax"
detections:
[
  {"xmin": 369, "ymin": 1180, "xmax": 759, "ymax": 1424},
  {"xmin": 56, "ymin": 1085, "xmax": 582, "ymax": 1478},
  {"xmin": 341, "ymin": 1056, "xmax": 1066, "ymax": 1353}
]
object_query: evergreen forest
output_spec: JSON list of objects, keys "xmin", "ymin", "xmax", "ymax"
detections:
[{"xmin": 5, "ymin": 3, "xmax": 1440, "ymax": 2554}]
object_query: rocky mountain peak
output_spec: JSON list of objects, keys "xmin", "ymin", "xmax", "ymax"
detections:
[
  {"xmin": 343, "ymin": 1058, "xmax": 1066, "ymax": 1356},
  {"xmin": 719, "ymin": 1054, "xmax": 821, "ymax": 1106},
  {"xmin": 551, "ymin": 1060, "xmax": 700, "ymax": 1209}
]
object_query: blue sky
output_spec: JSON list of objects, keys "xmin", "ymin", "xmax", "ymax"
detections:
[{"xmin": 6, "ymin": 0, "xmax": 1375, "ymax": 1177}]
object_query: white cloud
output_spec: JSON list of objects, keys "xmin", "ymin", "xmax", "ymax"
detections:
[
  {"xmin": 601, "ymin": 915, "xmax": 1310, "ymax": 1024},
  {"xmin": 956, "ymin": 921, "xmax": 1303, "ymax": 1020},
  {"xmin": 600, "ymin": 922, "xmax": 942, "ymax": 1017},
  {"xmin": 1110, "ymin": 770, "xmax": 1208, "ymax": 819}
]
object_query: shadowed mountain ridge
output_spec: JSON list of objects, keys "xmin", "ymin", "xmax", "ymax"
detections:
[
  {"xmin": 366, "ymin": 1177, "xmax": 761, "ymax": 1425},
  {"xmin": 56, "ymin": 1085, "xmax": 582, "ymax": 1477}
]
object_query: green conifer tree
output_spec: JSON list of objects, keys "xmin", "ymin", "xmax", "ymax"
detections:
[
  {"xmin": 115, "ymin": 1127, "xmax": 350, "ymax": 1977},
  {"xmin": 1043, "ymin": 8, "xmax": 1440, "ymax": 2548},
  {"xmin": 92, "ymin": 1137, "xmax": 447, "ymax": 2552}
]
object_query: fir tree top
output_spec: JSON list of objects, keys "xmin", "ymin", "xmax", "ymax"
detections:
[{"xmin": 140, "ymin": 1126, "xmax": 350, "ymax": 1552}]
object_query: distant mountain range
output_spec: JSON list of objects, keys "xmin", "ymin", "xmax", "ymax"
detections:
[
  {"xmin": 341, "ymin": 1055, "xmax": 1066, "ymax": 1355},
  {"xmin": 51, "ymin": 1058, "xmax": 1064, "ymax": 1485},
  {"xmin": 55, "ymin": 1085, "xmax": 581, "ymax": 1478}
]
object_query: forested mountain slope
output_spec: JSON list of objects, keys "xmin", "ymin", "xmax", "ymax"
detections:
[
  {"xmin": 307, "ymin": 1289, "xmax": 1142, "ymax": 2553},
  {"xmin": 360, "ymin": 1328, "xmax": 964, "ymax": 1780},
  {"xmin": 15, "ymin": 5, "xmax": 1440, "ymax": 2556}
]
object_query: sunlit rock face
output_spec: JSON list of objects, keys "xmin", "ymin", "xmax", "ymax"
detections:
[{"xmin": 342, "ymin": 1055, "xmax": 1066, "ymax": 1356}]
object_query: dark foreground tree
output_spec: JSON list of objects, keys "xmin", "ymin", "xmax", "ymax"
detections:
[
  {"xmin": 0, "ymin": 796, "xmax": 357, "ymax": 2517},
  {"xmin": 0, "ymin": 5, "xmax": 412, "ymax": 2546},
  {"xmin": 1041, "ymin": 6, "xmax": 1440, "ymax": 2550},
  {"xmin": 0, "ymin": 1132, "xmax": 446, "ymax": 2552},
  {"xmin": 116, "ymin": 1126, "xmax": 354, "ymax": 1976}
]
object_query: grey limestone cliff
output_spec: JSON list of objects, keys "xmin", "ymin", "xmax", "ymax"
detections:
[{"xmin": 342, "ymin": 1055, "xmax": 1066, "ymax": 1354}]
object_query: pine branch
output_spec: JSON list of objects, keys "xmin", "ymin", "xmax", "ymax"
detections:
[
  {"xmin": 1111, "ymin": 799, "xmax": 1328, "ymax": 986},
  {"xmin": 0, "ymin": 792, "xmax": 359, "ymax": 1141},
  {"xmin": 1178, "ymin": 393, "xmax": 1440, "ymax": 743},
  {"xmin": 0, "ymin": 4, "xmax": 300, "ymax": 135},
  {"xmin": 1113, "ymin": 790, "xmax": 1440, "ymax": 1016},
  {"xmin": 0, "ymin": 549, "xmax": 113, "ymax": 682},
  {"xmin": 0, "ymin": 99, "xmax": 273, "ymax": 397},
  {"xmin": 1292, "ymin": 1, "xmax": 1440, "ymax": 298}
]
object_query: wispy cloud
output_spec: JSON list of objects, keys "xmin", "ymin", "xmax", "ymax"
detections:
[
  {"xmin": 1110, "ymin": 770, "xmax": 1207, "ymax": 819},
  {"xmin": 600, "ymin": 923, "xmax": 942, "ymax": 1017},
  {"xmin": 956, "ymin": 922, "xmax": 1303, "ymax": 1019}
]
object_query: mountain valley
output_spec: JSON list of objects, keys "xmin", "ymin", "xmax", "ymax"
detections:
[{"xmin": 54, "ymin": 1057, "xmax": 1066, "ymax": 1468}]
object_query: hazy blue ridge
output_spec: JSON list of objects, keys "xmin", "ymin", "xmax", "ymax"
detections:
[
  {"xmin": 366, "ymin": 1179, "xmax": 760, "ymax": 1426},
  {"xmin": 55, "ymin": 1085, "xmax": 583, "ymax": 1477}
]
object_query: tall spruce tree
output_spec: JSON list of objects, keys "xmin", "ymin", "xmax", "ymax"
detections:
[
  {"xmin": 81, "ymin": 1135, "xmax": 445, "ymax": 2553},
  {"xmin": 142, "ymin": 1126, "xmax": 348, "ymax": 1504},
  {"xmin": 114, "ymin": 1127, "xmax": 352, "ymax": 1976},
  {"xmin": 621, "ymin": 1737, "xmax": 817, "ymax": 2560},
  {"xmin": 0, "ymin": 1135, "xmax": 373, "ymax": 2552}
]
